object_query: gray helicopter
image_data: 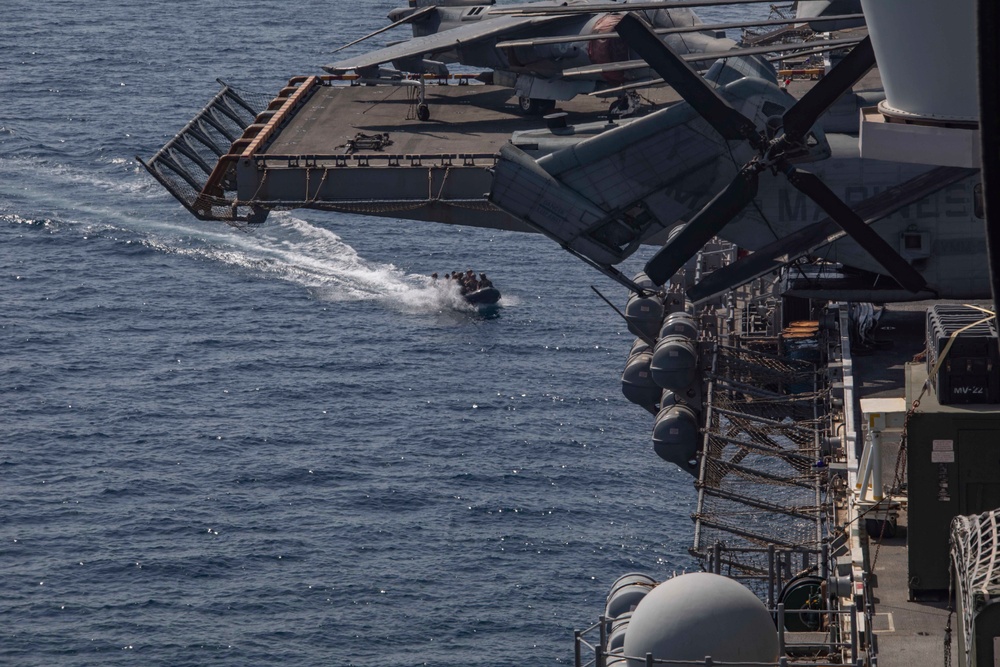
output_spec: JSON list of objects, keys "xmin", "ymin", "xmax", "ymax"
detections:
[
  {"xmin": 325, "ymin": 0, "xmax": 863, "ymax": 118},
  {"xmin": 487, "ymin": 13, "xmax": 985, "ymax": 302}
]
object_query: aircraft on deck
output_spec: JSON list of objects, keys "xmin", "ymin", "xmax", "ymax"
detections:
[
  {"xmin": 150, "ymin": 2, "xmax": 982, "ymax": 306},
  {"xmin": 487, "ymin": 12, "xmax": 985, "ymax": 302},
  {"xmin": 325, "ymin": 0, "xmax": 864, "ymax": 118}
]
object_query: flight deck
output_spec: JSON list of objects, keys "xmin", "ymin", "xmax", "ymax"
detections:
[{"xmin": 140, "ymin": 75, "xmax": 685, "ymax": 230}]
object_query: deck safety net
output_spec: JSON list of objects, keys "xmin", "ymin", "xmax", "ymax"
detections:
[
  {"xmin": 139, "ymin": 82, "xmax": 273, "ymax": 226},
  {"xmin": 692, "ymin": 342, "xmax": 830, "ymax": 598},
  {"xmin": 951, "ymin": 510, "xmax": 1000, "ymax": 667}
]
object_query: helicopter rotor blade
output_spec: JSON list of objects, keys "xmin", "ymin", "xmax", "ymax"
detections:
[
  {"xmin": 618, "ymin": 14, "xmax": 918, "ymax": 294},
  {"xmin": 783, "ymin": 166, "xmax": 928, "ymax": 293},
  {"xmin": 780, "ymin": 36, "xmax": 876, "ymax": 142},
  {"xmin": 685, "ymin": 167, "xmax": 979, "ymax": 302},
  {"xmin": 614, "ymin": 12, "xmax": 763, "ymax": 148},
  {"xmin": 645, "ymin": 166, "xmax": 760, "ymax": 285}
]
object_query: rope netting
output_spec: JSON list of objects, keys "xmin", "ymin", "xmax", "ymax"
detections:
[
  {"xmin": 694, "ymin": 343, "xmax": 830, "ymax": 590},
  {"xmin": 143, "ymin": 83, "xmax": 279, "ymax": 226},
  {"xmin": 951, "ymin": 510, "xmax": 1000, "ymax": 666},
  {"xmin": 714, "ymin": 343, "xmax": 820, "ymax": 398}
]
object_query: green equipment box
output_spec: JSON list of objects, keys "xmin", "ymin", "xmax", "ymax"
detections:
[{"xmin": 905, "ymin": 364, "xmax": 1000, "ymax": 595}]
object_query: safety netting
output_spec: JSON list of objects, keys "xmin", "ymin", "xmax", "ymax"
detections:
[
  {"xmin": 693, "ymin": 341, "xmax": 831, "ymax": 598},
  {"xmin": 139, "ymin": 82, "xmax": 274, "ymax": 227},
  {"xmin": 951, "ymin": 510, "xmax": 1000, "ymax": 667}
]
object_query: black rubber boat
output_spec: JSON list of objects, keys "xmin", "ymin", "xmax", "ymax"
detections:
[{"xmin": 464, "ymin": 286, "xmax": 501, "ymax": 306}]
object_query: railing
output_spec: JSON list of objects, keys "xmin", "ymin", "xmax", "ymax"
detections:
[
  {"xmin": 137, "ymin": 81, "xmax": 264, "ymax": 221},
  {"xmin": 699, "ymin": 543, "xmax": 828, "ymax": 608},
  {"xmin": 574, "ymin": 603, "xmax": 870, "ymax": 667},
  {"xmin": 574, "ymin": 313, "xmax": 877, "ymax": 667},
  {"xmin": 254, "ymin": 152, "xmax": 498, "ymax": 169}
]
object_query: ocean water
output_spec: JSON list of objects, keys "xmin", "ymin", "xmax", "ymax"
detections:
[{"xmin": 1, "ymin": 2, "xmax": 759, "ymax": 665}]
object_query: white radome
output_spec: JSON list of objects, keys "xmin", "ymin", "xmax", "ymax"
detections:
[{"xmin": 623, "ymin": 572, "xmax": 779, "ymax": 666}]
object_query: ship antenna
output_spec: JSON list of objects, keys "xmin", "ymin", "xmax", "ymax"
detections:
[{"xmin": 590, "ymin": 285, "xmax": 656, "ymax": 347}]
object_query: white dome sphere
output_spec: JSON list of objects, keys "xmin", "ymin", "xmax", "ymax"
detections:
[{"xmin": 623, "ymin": 572, "xmax": 779, "ymax": 666}]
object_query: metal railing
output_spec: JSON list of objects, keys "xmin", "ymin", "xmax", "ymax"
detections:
[
  {"xmin": 574, "ymin": 602, "xmax": 869, "ymax": 667},
  {"xmin": 255, "ymin": 152, "xmax": 499, "ymax": 169},
  {"xmin": 699, "ymin": 543, "xmax": 828, "ymax": 608}
]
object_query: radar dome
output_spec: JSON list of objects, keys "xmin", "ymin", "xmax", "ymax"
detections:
[{"xmin": 623, "ymin": 572, "xmax": 779, "ymax": 666}]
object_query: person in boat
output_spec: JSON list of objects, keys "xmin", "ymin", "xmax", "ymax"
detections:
[
  {"xmin": 478, "ymin": 273, "xmax": 492, "ymax": 289},
  {"xmin": 431, "ymin": 272, "xmax": 438, "ymax": 280}
]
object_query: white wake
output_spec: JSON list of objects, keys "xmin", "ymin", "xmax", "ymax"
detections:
[{"xmin": 0, "ymin": 153, "xmax": 479, "ymax": 314}]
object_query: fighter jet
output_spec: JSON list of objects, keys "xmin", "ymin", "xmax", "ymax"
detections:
[{"xmin": 325, "ymin": 0, "xmax": 863, "ymax": 118}]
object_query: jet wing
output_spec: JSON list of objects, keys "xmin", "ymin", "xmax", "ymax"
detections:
[
  {"xmin": 560, "ymin": 35, "xmax": 864, "ymax": 78},
  {"xmin": 325, "ymin": 14, "xmax": 568, "ymax": 73}
]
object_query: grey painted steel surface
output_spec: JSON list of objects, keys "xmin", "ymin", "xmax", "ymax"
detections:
[
  {"xmin": 905, "ymin": 364, "xmax": 1000, "ymax": 594},
  {"xmin": 622, "ymin": 572, "xmax": 780, "ymax": 666},
  {"xmin": 861, "ymin": 0, "xmax": 977, "ymax": 122}
]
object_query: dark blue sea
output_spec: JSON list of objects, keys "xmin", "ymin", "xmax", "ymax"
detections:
[{"xmin": 1, "ymin": 2, "xmax": 758, "ymax": 664}]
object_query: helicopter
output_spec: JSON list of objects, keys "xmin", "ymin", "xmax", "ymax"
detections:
[{"xmin": 486, "ymin": 11, "xmax": 985, "ymax": 303}]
